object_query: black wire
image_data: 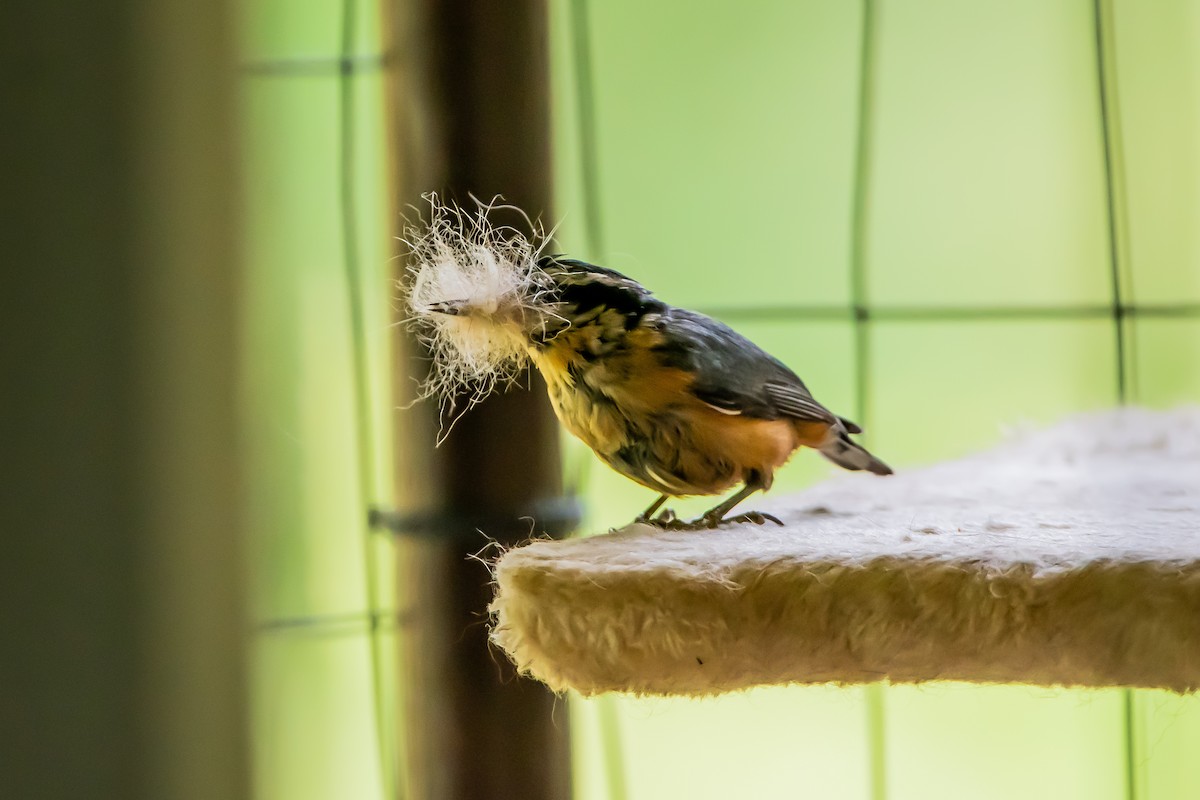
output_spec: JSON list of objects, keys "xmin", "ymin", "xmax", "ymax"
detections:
[
  {"xmin": 849, "ymin": 0, "xmax": 877, "ymax": 433},
  {"xmin": 242, "ymin": 53, "xmax": 386, "ymax": 77},
  {"xmin": 337, "ymin": 0, "xmax": 398, "ymax": 795},
  {"xmin": 1093, "ymin": 2, "xmax": 1139, "ymax": 797},
  {"xmin": 849, "ymin": 3, "xmax": 889, "ymax": 800},
  {"xmin": 255, "ymin": 610, "xmax": 409, "ymax": 637},
  {"xmin": 701, "ymin": 302, "xmax": 1199, "ymax": 324},
  {"xmin": 570, "ymin": 0, "xmax": 605, "ymax": 257},
  {"xmin": 1094, "ymin": 0, "xmax": 1130, "ymax": 406}
]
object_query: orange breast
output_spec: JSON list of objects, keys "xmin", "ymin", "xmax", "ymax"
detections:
[
  {"xmin": 530, "ymin": 325, "xmax": 830, "ymax": 496},
  {"xmin": 791, "ymin": 419, "xmax": 836, "ymax": 448},
  {"xmin": 679, "ymin": 406, "xmax": 804, "ymax": 492}
]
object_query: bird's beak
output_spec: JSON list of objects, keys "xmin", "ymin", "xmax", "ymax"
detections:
[{"xmin": 427, "ymin": 300, "xmax": 466, "ymax": 316}]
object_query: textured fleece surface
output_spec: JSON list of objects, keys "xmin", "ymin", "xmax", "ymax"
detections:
[{"xmin": 489, "ymin": 407, "xmax": 1200, "ymax": 696}]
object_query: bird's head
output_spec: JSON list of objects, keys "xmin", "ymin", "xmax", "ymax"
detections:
[{"xmin": 401, "ymin": 195, "xmax": 660, "ymax": 435}]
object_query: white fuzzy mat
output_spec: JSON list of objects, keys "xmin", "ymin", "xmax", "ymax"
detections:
[{"xmin": 490, "ymin": 408, "xmax": 1200, "ymax": 695}]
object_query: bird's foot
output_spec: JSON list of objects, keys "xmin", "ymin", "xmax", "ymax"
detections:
[
  {"xmin": 637, "ymin": 508, "xmax": 682, "ymax": 529},
  {"xmin": 656, "ymin": 515, "xmax": 710, "ymax": 531},
  {"xmin": 648, "ymin": 509, "xmax": 717, "ymax": 531},
  {"xmin": 693, "ymin": 510, "xmax": 783, "ymax": 529},
  {"xmin": 724, "ymin": 510, "xmax": 784, "ymax": 527},
  {"xmin": 638, "ymin": 508, "xmax": 783, "ymax": 531}
]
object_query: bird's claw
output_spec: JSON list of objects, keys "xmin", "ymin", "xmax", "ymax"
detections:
[
  {"xmin": 637, "ymin": 508, "xmax": 682, "ymax": 529},
  {"xmin": 637, "ymin": 508, "xmax": 783, "ymax": 531},
  {"xmin": 659, "ymin": 516, "xmax": 707, "ymax": 531},
  {"xmin": 720, "ymin": 510, "xmax": 784, "ymax": 527},
  {"xmin": 643, "ymin": 513, "xmax": 782, "ymax": 532}
]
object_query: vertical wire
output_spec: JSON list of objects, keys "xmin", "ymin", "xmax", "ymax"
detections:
[
  {"xmin": 569, "ymin": 0, "xmax": 605, "ymax": 257},
  {"xmin": 1094, "ymin": 0, "xmax": 1130, "ymax": 407},
  {"xmin": 338, "ymin": 1, "xmax": 397, "ymax": 796},
  {"xmin": 1124, "ymin": 690, "xmax": 1140, "ymax": 800},
  {"xmin": 596, "ymin": 696, "xmax": 629, "ymax": 800},
  {"xmin": 1093, "ymin": 1, "xmax": 1136, "ymax": 798},
  {"xmin": 864, "ymin": 686, "xmax": 887, "ymax": 800},
  {"xmin": 850, "ymin": 0, "xmax": 876, "ymax": 432},
  {"xmin": 566, "ymin": 0, "xmax": 627, "ymax": 796},
  {"xmin": 849, "ymin": 2, "xmax": 887, "ymax": 799}
]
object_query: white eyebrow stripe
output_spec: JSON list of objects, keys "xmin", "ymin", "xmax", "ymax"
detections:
[{"xmin": 701, "ymin": 400, "xmax": 743, "ymax": 416}]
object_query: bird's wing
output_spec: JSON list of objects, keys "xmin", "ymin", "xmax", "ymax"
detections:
[
  {"xmin": 760, "ymin": 380, "xmax": 838, "ymax": 424},
  {"xmin": 655, "ymin": 309, "xmax": 837, "ymax": 425}
]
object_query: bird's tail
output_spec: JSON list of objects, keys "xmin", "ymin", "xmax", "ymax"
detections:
[{"xmin": 819, "ymin": 429, "xmax": 893, "ymax": 476}]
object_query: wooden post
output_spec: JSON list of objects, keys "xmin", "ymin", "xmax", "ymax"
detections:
[
  {"xmin": 382, "ymin": 1, "xmax": 574, "ymax": 799},
  {"xmin": 0, "ymin": 2, "xmax": 248, "ymax": 799}
]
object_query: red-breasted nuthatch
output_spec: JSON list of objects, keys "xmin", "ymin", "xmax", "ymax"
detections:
[{"xmin": 408, "ymin": 218, "xmax": 892, "ymax": 528}]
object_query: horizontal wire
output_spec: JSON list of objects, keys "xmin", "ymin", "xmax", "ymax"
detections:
[
  {"xmin": 254, "ymin": 609, "xmax": 409, "ymax": 636},
  {"xmin": 701, "ymin": 302, "xmax": 1200, "ymax": 323},
  {"xmin": 1131, "ymin": 303, "xmax": 1200, "ymax": 318},
  {"xmin": 242, "ymin": 53, "xmax": 387, "ymax": 77}
]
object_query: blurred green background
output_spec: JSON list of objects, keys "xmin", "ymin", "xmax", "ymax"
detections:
[
  {"xmin": 239, "ymin": 2, "xmax": 397, "ymax": 798},
  {"xmin": 238, "ymin": 0, "xmax": 1200, "ymax": 798}
]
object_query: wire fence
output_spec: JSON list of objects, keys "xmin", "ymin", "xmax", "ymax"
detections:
[
  {"xmin": 564, "ymin": 0, "xmax": 1198, "ymax": 799},
  {"xmin": 241, "ymin": 0, "xmax": 396, "ymax": 796},
  {"xmin": 241, "ymin": 0, "xmax": 1199, "ymax": 797}
]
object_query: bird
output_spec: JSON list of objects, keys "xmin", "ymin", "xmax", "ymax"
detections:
[{"xmin": 416, "ymin": 252, "xmax": 893, "ymax": 529}]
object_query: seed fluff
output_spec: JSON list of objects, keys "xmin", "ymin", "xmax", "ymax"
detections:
[{"xmin": 399, "ymin": 193, "xmax": 560, "ymax": 440}]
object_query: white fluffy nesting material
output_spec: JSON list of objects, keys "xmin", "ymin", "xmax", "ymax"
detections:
[{"xmin": 490, "ymin": 408, "xmax": 1200, "ymax": 696}]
